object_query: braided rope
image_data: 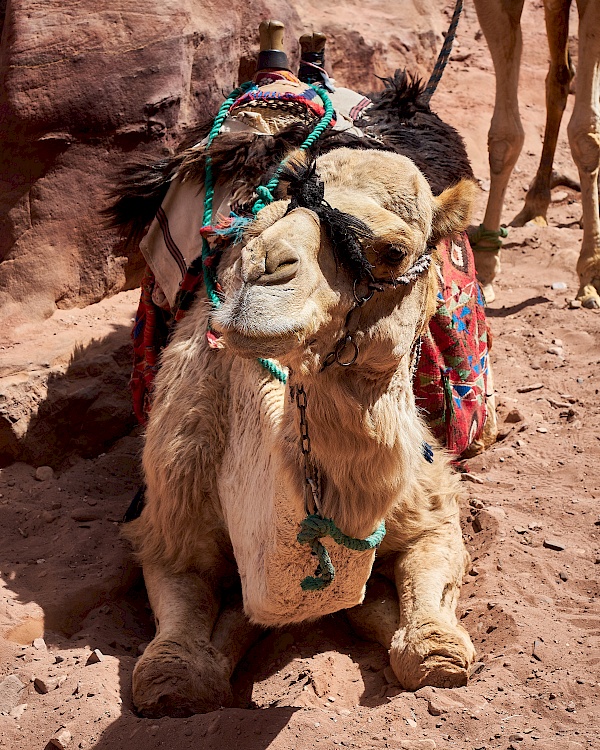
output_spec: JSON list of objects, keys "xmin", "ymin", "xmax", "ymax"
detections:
[
  {"xmin": 421, "ymin": 0, "xmax": 463, "ymax": 106},
  {"xmin": 297, "ymin": 514, "xmax": 386, "ymax": 591}
]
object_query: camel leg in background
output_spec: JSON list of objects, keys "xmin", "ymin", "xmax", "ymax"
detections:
[
  {"xmin": 569, "ymin": 0, "xmax": 600, "ymax": 308},
  {"xmin": 511, "ymin": 0, "xmax": 574, "ymax": 227},
  {"xmin": 471, "ymin": 0, "xmax": 525, "ymax": 303},
  {"xmin": 133, "ymin": 564, "xmax": 233, "ymax": 717}
]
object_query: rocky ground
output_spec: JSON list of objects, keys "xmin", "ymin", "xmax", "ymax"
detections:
[{"xmin": 1, "ymin": 2, "xmax": 599, "ymax": 749}]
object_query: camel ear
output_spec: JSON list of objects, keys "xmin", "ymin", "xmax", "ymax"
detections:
[{"xmin": 429, "ymin": 179, "xmax": 479, "ymax": 245}]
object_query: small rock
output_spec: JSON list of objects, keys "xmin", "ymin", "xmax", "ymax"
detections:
[
  {"xmin": 472, "ymin": 515, "xmax": 483, "ymax": 533},
  {"xmin": 551, "ymin": 281, "xmax": 567, "ymax": 290},
  {"xmin": 8, "ymin": 703, "xmax": 27, "ymax": 719},
  {"xmin": 85, "ymin": 649, "xmax": 104, "ymax": 666},
  {"xmin": 565, "ymin": 701, "xmax": 576, "ymax": 712},
  {"xmin": 569, "ymin": 299, "xmax": 582, "ymax": 309},
  {"xmin": 469, "ymin": 567, "xmax": 479, "ymax": 576},
  {"xmin": 469, "ymin": 661, "xmax": 485, "ymax": 677},
  {"xmin": 537, "ymin": 427, "xmax": 548, "ymax": 433},
  {"xmin": 0, "ymin": 675, "xmax": 26, "ymax": 713},
  {"xmin": 35, "ymin": 466, "xmax": 55, "ymax": 482},
  {"xmin": 508, "ymin": 733, "xmax": 524, "ymax": 742},
  {"xmin": 469, "ymin": 498, "xmax": 484, "ymax": 509},
  {"xmin": 42, "ymin": 511, "xmax": 59, "ymax": 523},
  {"xmin": 549, "ymin": 692, "xmax": 557, "ymax": 699},
  {"xmin": 327, "ymin": 695, "xmax": 336, "ymax": 702},
  {"xmin": 34, "ymin": 675, "xmax": 67, "ymax": 693},
  {"xmin": 552, "ymin": 338, "xmax": 563, "ymax": 347},
  {"xmin": 528, "ymin": 522, "xmax": 542, "ymax": 531},
  {"xmin": 547, "ymin": 346, "xmax": 563, "ymax": 356},
  {"xmin": 517, "ymin": 382, "xmax": 545, "ymax": 393},
  {"xmin": 70, "ymin": 508, "xmax": 101, "ymax": 522},
  {"xmin": 33, "ymin": 638, "xmax": 46, "ymax": 650},
  {"xmin": 543, "ymin": 538, "xmax": 566, "ymax": 551},
  {"xmin": 551, "ymin": 191, "xmax": 568, "ymax": 203},
  {"xmin": 505, "ymin": 408, "xmax": 524, "ymax": 423},
  {"xmin": 559, "ymin": 571, "xmax": 568, "ymax": 581},
  {"xmin": 54, "ymin": 655, "xmax": 65, "ymax": 664},
  {"xmin": 532, "ymin": 639, "xmax": 547, "ymax": 661},
  {"xmin": 514, "ymin": 526, "xmax": 528, "ymax": 534},
  {"xmin": 50, "ymin": 728, "xmax": 72, "ymax": 749}
]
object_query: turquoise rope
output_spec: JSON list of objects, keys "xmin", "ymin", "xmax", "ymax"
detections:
[
  {"xmin": 200, "ymin": 83, "xmax": 335, "ymax": 384},
  {"xmin": 297, "ymin": 514, "xmax": 386, "ymax": 591}
]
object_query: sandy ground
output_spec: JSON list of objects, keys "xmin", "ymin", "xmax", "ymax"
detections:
[{"xmin": 1, "ymin": 2, "xmax": 599, "ymax": 749}]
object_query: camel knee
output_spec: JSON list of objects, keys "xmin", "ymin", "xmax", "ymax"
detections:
[
  {"xmin": 488, "ymin": 123, "xmax": 525, "ymax": 177},
  {"xmin": 568, "ymin": 125, "xmax": 600, "ymax": 175}
]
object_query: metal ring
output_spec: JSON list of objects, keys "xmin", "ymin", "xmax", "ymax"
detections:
[
  {"xmin": 353, "ymin": 278, "xmax": 374, "ymax": 306},
  {"xmin": 335, "ymin": 335, "xmax": 359, "ymax": 366}
]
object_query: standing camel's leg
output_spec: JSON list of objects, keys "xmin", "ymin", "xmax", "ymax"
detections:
[
  {"xmin": 471, "ymin": 0, "xmax": 526, "ymax": 303},
  {"xmin": 512, "ymin": 0, "xmax": 574, "ymax": 227},
  {"xmin": 569, "ymin": 0, "xmax": 600, "ymax": 308},
  {"xmin": 133, "ymin": 564, "xmax": 232, "ymax": 717},
  {"xmin": 388, "ymin": 516, "xmax": 475, "ymax": 689}
]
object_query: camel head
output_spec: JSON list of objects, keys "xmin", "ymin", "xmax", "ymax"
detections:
[{"xmin": 213, "ymin": 148, "xmax": 477, "ymax": 372}]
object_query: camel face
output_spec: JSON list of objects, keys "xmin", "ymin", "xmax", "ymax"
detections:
[{"xmin": 213, "ymin": 149, "xmax": 474, "ymax": 364}]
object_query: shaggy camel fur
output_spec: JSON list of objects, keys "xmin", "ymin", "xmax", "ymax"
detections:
[
  {"xmin": 124, "ymin": 146, "xmax": 479, "ymax": 718},
  {"xmin": 472, "ymin": 0, "xmax": 600, "ymax": 308}
]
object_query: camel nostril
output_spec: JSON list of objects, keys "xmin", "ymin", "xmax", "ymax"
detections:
[{"xmin": 261, "ymin": 244, "xmax": 301, "ymax": 284}]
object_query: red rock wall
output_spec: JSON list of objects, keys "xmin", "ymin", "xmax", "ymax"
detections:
[{"xmin": 0, "ymin": 0, "xmax": 445, "ymax": 329}]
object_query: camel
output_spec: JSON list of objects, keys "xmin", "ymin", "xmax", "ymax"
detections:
[
  {"xmin": 108, "ymin": 23, "xmax": 490, "ymax": 717},
  {"xmin": 470, "ymin": 0, "xmax": 600, "ymax": 308}
]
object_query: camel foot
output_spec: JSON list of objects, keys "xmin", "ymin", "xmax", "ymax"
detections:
[
  {"xmin": 389, "ymin": 619, "xmax": 475, "ymax": 691},
  {"xmin": 578, "ymin": 280, "xmax": 600, "ymax": 309},
  {"xmin": 132, "ymin": 638, "xmax": 233, "ymax": 717},
  {"xmin": 510, "ymin": 206, "xmax": 549, "ymax": 228},
  {"xmin": 481, "ymin": 282, "xmax": 495, "ymax": 305}
]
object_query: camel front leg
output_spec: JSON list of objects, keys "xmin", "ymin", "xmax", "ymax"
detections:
[
  {"xmin": 133, "ymin": 564, "xmax": 232, "ymax": 717},
  {"xmin": 569, "ymin": 0, "xmax": 600, "ymax": 308},
  {"xmin": 511, "ymin": 0, "xmax": 573, "ymax": 227},
  {"xmin": 472, "ymin": 0, "xmax": 525, "ymax": 302},
  {"xmin": 389, "ymin": 518, "xmax": 475, "ymax": 690}
]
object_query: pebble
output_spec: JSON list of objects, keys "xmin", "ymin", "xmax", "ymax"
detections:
[
  {"xmin": 35, "ymin": 466, "xmax": 54, "ymax": 482},
  {"xmin": 559, "ymin": 571, "xmax": 568, "ymax": 581},
  {"xmin": 517, "ymin": 382, "xmax": 545, "ymax": 393},
  {"xmin": 42, "ymin": 511, "xmax": 59, "ymax": 523},
  {"xmin": 514, "ymin": 526, "xmax": 528, "ymax": 534},
  {"xmin": 33, "ymin": 638, "xmax": 46, "ymax": 650},
  {"xmin": 551, "ymin": 191, "xmax": 568, "ymax": 202},
  {"xmin": 552, "ymin": 338, "xmax": 563, "ymax": 347},
  {"xmin": 50, "ymin": 728, "xmax": 72, "ymax": 749},
  {"xmin": 566, "ymin": 701, "xmax": 576, "ymax": 712},
  {"xmin": 85, "ymin": 649, "xmax": 104, "ymax": 666},
  {"xmin": 551, "ymin": 281, "xmax": 568, "ymax": 290},
  {"xmin": 569, "ymin": 299, "xmax": 582, "ymax": 309},
  {"xmin": 34, "ymin": 676, "xmax": 66, "ymax": 693},
  {"xmin": 537, "ymin": 427, "xmax": 548, "ymax": 433},
  {"xmin": 508, "ymin": 734, "xmax": 524, "ymax": 742},
  {"xmin": 528, "ymin": 522, "xmax": 542, "ymax": 531},
  {"xmin": 532, "ymin": 639, "xmax": 547, "ymax": 662},
  {"xmin": 70, "ymin": 508, "xmax": 101, "ymax": 522},
  {"xmin": 505, "ymin": 408, "xmax": 524, "ymax": 423},
  {"xmin": 547, "ymin": 346, "xmax": 563, "ymax": 356},
  {"xmin": 543, "ymin": 538, "xmax": 566, "ymax": 551},
  {"xmin": 0, "ymin": 675, "xmax": 26, "ymax": 713}
]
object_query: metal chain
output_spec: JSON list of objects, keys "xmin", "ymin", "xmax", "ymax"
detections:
[{"xmin": 291, "ymin": 384, "xmax": 322, "ymax": 515}]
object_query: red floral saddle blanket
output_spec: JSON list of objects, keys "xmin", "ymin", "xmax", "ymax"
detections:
[{"xmin": 131, "ymin": 232, "xmax": 490, "ymax": 456}]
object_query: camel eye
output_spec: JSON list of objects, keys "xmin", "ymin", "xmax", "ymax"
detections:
[{"xmin": 384, "ymin": 245, "xmax": 407, "ymax": 265}]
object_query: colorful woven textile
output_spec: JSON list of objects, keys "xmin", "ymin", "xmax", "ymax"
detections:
[
  {"xmin": 414, "ymin": 233, "xmax": 489, "ymax": 454},
  {"xmin": 130, "ymin": 232, "xmax": 490, "ymax": 456}
]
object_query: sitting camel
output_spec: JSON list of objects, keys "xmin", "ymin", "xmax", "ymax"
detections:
[
  {"xmin": 109, "ymin": 23, "xmax": 487, "ymax": 717},
  {"xmin": 470, "ymin": 0, "xmax": 600, "ymax": 308}
]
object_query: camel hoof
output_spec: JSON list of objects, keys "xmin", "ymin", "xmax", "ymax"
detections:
[
  {"xmin": 133, "ymin": 638, "xmax": 233, "ymax": 717},
  {"xmin": 481, "ymin": 283, "xmax": 495, "ymax": 305},
  {"xmin": 389, "ymin": 620, "xmax": 475, "ymax": 691},
  {"xmin": 578, "ymin": 281, "xmax": 600, "ymax": 309}
]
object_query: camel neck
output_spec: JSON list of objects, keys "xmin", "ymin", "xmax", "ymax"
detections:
[{"xmin": 286, "ymin": 360, "xmax": 427, "ymax": 539}]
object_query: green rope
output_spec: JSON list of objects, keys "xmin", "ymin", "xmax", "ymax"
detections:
[
  {"xmin": 199, "ymin": 83, "xmax": 335, "ymax": 384},
  {"xmin": 468, "ymin": 223, "xmax": 509, "ymax": 252},
  {"xmin": 297, "ymin": 514, "xmax": 386, "ymax": 591}
]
